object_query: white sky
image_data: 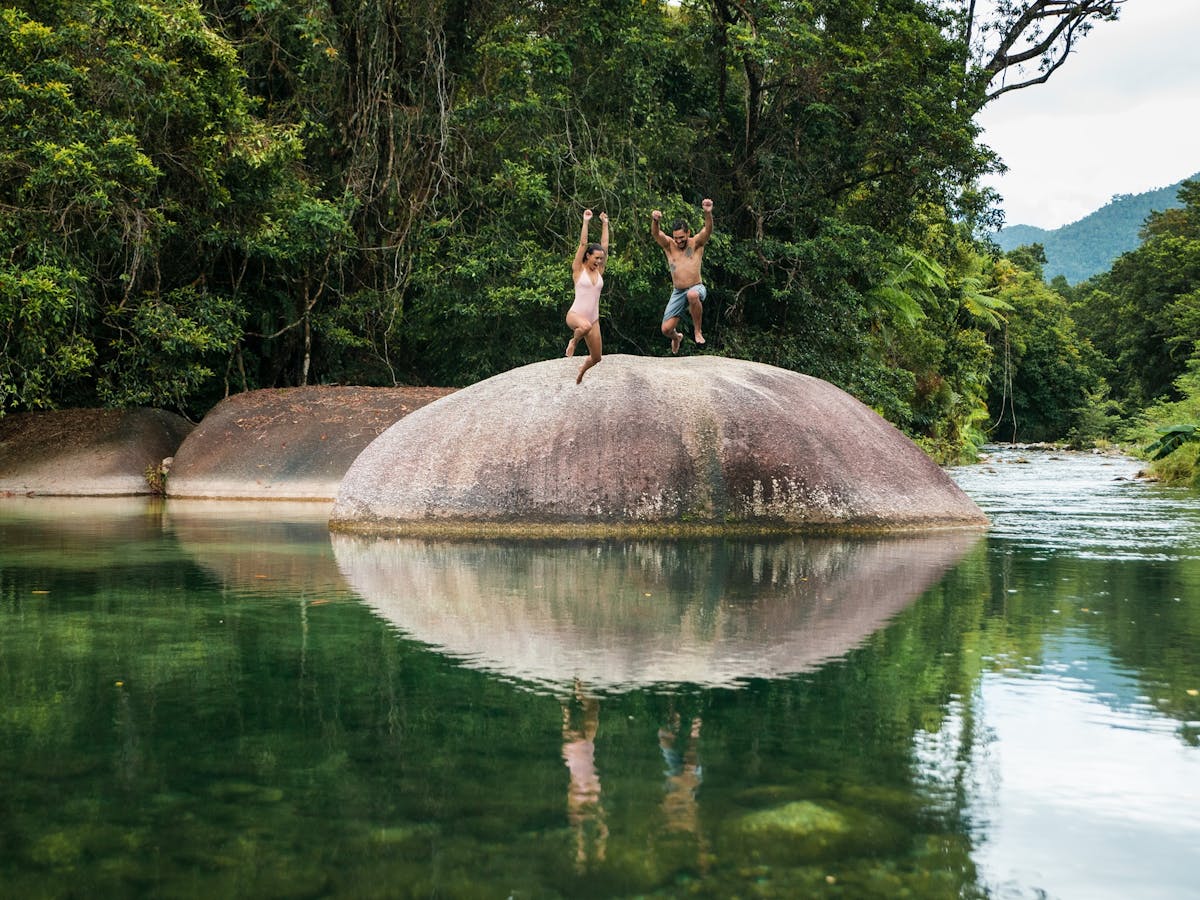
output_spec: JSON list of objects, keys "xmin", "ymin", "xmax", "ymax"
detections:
[{"xmin": 975, "ymin": 0, "xmax": 1200, "ymax": 230}]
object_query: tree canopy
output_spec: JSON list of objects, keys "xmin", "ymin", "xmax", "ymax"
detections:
[{"xmin": 0, "ymin": 0, "xmax": 1135, "ymax": 459}]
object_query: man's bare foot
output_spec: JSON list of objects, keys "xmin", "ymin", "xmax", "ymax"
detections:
[
  {"xmin": 694, "ymin": 331, "xmax": 706, "ymax": 346},
  {"xmin": 566, "ymin": 337, "xmax": 577, "ymax": 357},
  {"xmin": 670, "ymin": 331, "xmax": 682, "ymax": 354}
]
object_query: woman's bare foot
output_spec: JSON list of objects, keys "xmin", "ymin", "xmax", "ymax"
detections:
[
  {"xmin": 576, "ymin": 363, "xmax": 587, "ymax": 384},
  {"xmin": 670, "ymin": 331, "xmax": 682, "ymax": 354},
  {"xmin": 566, "ymin": 337, "xmax": 578, "ymax": 357}
]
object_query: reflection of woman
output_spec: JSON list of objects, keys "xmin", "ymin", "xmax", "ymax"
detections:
[
  {"xmin": 565, "ymin": 209, "xmax": 609, "ymax": 384},
  {"xmin": 562, "ymin": 681, "xmax": 608, "ymax": 870}
]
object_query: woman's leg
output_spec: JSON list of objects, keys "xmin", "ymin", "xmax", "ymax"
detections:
[
  {"xmin": 566, "ymin": 311, "xmax": 592, "ymax": 357},
  {"xmin": 576, "ymin": 322, "xmax": 603, "ymax": 383}
]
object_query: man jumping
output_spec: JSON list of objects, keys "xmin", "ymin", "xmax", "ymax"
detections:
[{"xmin": 650, "ymin": 199, "xmax": 713, "ymax": 353}]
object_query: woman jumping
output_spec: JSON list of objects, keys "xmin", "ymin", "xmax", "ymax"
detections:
[{"xmin": 565, "ymin": 209, "xmax": 609, "ymax": 384}]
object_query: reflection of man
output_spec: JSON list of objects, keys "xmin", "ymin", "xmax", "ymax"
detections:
[
  {"xmin": 658, "ymin": 710, "xmax": 711, "ymax": 871},
  {"xmin": 562, "ymin": 681, "xmax": 608, "ymax": 871}
]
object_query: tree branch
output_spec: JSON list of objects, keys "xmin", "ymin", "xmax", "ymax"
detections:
[
  {"xmin": 969, "ymin": 0, "xmax": 1123, "ymax": 109},
  {"xmin": 985, "ymin": 23, "xmax": 1078, "ymax": 101}
]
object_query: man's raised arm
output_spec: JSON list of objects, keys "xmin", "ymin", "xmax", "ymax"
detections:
[
  {"xmin": 694, "ymin": 199, "xmax": 714, "ymax": 247},
  {"xmin": 650, "ymin": 209, "xmax": 672, "ymax": 249}
]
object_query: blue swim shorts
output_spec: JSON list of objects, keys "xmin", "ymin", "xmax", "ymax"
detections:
[{"xmin": 662, "ymin": 283, "xmax": 707, "ymax": 323}]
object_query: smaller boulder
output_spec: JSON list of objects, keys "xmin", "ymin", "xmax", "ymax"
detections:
[
  {"xmin": 166, "ymin": 386, "xmax": 454, "ymax": 500},
  {"xmin": 0, "ymin": 408, "xmax": 192, "ymax": 496}
]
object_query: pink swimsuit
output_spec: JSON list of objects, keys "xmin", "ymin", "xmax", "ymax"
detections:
[{"xmin": 569, "ymin": 271, "xmax": 603, "ymax": 325}]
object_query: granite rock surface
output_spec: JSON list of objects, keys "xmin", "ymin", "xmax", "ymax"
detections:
[
  {"xmin": 331, "ymin": 355, "xmax": 987, "ymax": 533},
  {"xmin": 0, "ymin": 408, "xmax": 192, "ymax": 496},
  {"xmin": 167, "ymin": 385, "xmax": 454, "ymax": 500}
]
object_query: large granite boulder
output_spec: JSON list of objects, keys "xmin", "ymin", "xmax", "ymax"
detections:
[
  {"xmin": 167, "ymin": 386, "xmax": 454, "ymax": 500},
  {"xmin": 331, "ymin": 355, "xmax": 987, "ymax": 534},
  {"xmin": 0, "ymin": 408, "xmax": 192, "ymax": 496}
]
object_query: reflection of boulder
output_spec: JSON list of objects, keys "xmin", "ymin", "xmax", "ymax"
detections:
[
  {"xmin": 0, "ymin": 497, "xmax": 164, "ymax": 570},
  {"xmin": 331, "ymin": 531, "xmax": 981, "ymax": 691},
  {"xmin": 0, "ymin": 408, "xmax": 191, "ymax": 496},
  {"xmin": 331, "ymin": 355, "xmax": 987, "ymax": 534},
  {"xmin": 165, "ymin": 500, "xmax": 348, "ymax": 596},
  {"xmin": 167, "ymin": 386, "xmax": 454, "ymax": 500}
]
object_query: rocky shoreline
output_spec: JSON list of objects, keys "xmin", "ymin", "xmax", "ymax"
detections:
[
  {"xmin": 2, "ymin": 359, "xmax": 990, "ymax": 532},
  {"xmin": 0, "ymin": 386, "xmax": 451, "ymax": 500}
]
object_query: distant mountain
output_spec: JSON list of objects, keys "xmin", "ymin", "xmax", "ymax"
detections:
[{"xmin": 991, "ymin": 173, "xmax": 1198, "ymax": 284}]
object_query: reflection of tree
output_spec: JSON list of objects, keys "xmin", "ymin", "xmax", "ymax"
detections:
[
  {"xmin": 114, "ymin": 683, "xmax": 143, "ymax": 789},
  {"xmin": 657, "ymin": 709, "xmax": 711, "ymax": 873},
  {"xmin": 561, "ymin": 681, "xmax": 607, "ymax": 871},
  {"xmin": 975, "ymin": 549, "xmax": 1200, "ymax": 746}
]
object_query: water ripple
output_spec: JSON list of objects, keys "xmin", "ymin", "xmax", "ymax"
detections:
[{"xmin": 947, "ymin": 447, "xmax": 1200, "ymax": 559}]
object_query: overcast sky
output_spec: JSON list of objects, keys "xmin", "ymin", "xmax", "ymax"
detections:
[{"xmin": 975, "ymin": 0, "xmax": 1200, "ymax": 230}]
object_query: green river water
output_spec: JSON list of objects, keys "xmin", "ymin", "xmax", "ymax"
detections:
[{"xmin": 1, "ymin": 447, "xmax": 1198, "ymax": 898}]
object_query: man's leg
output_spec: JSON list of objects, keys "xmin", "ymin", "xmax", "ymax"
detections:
[
  {"xmin": 661, "ymin": 316, "xmax": 683, "ymax": 354},
  {"xmin": 687, "ymin": 289, "xmax": 705, "ymax": 345},
  {"xmin": 662, "ymin": 287, "xmax": 691, "ymax": 353}
]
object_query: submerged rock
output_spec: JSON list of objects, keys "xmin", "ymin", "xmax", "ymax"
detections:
[
  {"xmin": 722, "ymin": 800, "xmax": 905, "ymax": 863},
  {"xmin": 331, "ymin": 355, "xmax": 986, "ymax": 534},
  {"xmin": 735, "ymin": 800, "xmax": 853, "ymax": 838}
]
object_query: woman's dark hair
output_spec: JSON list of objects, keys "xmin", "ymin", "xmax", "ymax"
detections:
[{"xmin": 583, "ymin": 242, "xmax": 605, "ymax": 259}]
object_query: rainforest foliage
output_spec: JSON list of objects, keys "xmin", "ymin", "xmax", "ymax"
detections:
[
  {"xmin": 0, "ymin": 0, "xmax": 1154, "ymax": 463},
  {"xmin": 1070, "ymin": 181, "xmax": 1200, "ymax": 412},
  {"xmin": 1068, "ymin": 181, "xmax": 1200, "ymax": 483},
  {"xmin": 988, "ymin": 179, "xmax": 1200, "ymax": 456}
]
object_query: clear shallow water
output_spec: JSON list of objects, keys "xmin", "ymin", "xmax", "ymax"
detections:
[
  {"xmin": 1, "ymin": 451, "xmax": 1198, "ymax": 899},
  {"xmin": 948, "ymin": 445, "xmax": 1200, "ymax": 559}
]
